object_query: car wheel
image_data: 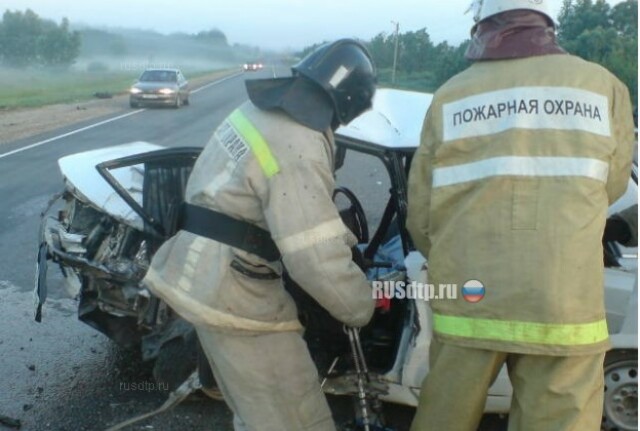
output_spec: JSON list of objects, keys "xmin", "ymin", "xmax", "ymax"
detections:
[
  {"xmin": 130, "ymin": 100, "xmax": 139, "ymax": 108},
  {"xmin": 602, "ymin": 350, "xmax": 638, "ymax": 431},
  {"xmin": 183, "ymin": 96, "xmax": 190, "ymax": 106}
]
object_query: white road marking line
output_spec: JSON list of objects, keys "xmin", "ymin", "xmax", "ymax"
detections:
[
  {"xmin": 191, "ymin": 71, "xmax": 243, "ymax": 94},
  {"xmin": 0, "ymin": 71, "xmax": 244, "ymax": 160},
  {"xmin": 0, "ymin": 110, "xmax": 145, "ymax": 160}
]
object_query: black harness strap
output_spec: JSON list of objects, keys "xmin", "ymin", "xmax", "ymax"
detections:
[
  {"xmin": 179, "ymin": 203, "xmax": 281, "ymax": 262},
  {"xmin": 364, "ymin": 195, "xmax": 396, "ymax": 260}
]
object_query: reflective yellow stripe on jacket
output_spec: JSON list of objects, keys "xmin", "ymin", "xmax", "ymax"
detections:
[
  {"xmin": 433, "ymin": 314, "xmax": 609, "ymax": 346},
  {"xmin": 228, "ymin": 109, "xmax": 280, "ymax": 178}
]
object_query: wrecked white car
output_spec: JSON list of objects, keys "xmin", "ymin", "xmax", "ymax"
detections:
[{"xmin": 35, "ymin": 88, "xmax": 638, "ymax": 430}]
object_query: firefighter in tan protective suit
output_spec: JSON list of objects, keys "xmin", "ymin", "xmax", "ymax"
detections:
[
  {"xmin": 406, "ymin": 1, "xmax": 635, "ymax": 430},
  {"xmin": 143, "ymin": 39, "xmax": 376, "ymax": 431}
]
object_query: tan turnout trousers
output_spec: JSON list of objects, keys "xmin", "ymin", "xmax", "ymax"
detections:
[
  {"xmin": 410, "ymin": 339, "xmax": 605, "ymax": 431},
  {"xmin": 196, "ymin": 326, "xmax": 336, "ymax": 431}
]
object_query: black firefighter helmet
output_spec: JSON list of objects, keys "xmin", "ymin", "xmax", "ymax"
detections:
[{"xmin": 292, "ymin": 39, "xmax": 377, "ymax": 125}]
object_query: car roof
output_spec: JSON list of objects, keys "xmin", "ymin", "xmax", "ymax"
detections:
[{"xmin": 335, "ymin": 88, "xmax": 433, "ymax": 151}]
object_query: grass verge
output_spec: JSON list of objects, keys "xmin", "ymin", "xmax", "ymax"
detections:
[{"xmin": 0, "ymin": 67, "xmax": 237, "ymax": 110}]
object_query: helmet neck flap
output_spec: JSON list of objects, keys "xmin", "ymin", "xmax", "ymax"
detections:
[{"xmin": 245, "ymin": 76, "xmax": 335, "ymax": 132}]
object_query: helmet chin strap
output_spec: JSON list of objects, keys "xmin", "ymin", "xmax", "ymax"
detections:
[
  {"xmin": 330, "ymin": 114, "xmax": 341, "ymax": 132},
  {"xmin": 465, "ymin": 0, "xmax": 483, "ymax": 22}
]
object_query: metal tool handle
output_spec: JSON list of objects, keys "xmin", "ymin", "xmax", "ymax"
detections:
[{"xmin": 346, "ymin": 327, "xmax": 371, "ymax": 431}]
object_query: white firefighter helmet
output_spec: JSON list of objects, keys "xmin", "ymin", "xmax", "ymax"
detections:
[{"xmin": 467, "ymin": 0, "xmax": 555, "ymax": 26}]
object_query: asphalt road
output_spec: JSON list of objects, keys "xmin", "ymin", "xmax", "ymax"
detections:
[{"xmin": 0, "ymin": 68, "xmax": 507, "ymax": 431}]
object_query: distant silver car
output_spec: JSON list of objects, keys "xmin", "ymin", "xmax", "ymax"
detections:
[{"xmin": 129, "ymin": 68, "xmax": 190, "ymax": 108}]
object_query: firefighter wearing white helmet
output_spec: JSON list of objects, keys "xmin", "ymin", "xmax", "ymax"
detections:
[
  {"xmin": 407, "ymin": 1, "xmax": 635, "ymax": 430},
  {"xmin": 144, "ymin": 39, "xmax": 376, "ymax": 430}
]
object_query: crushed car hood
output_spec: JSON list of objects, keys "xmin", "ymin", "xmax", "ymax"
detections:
[
  {"xmin": 58, "ymin": 142, "xmax": 163, "ymax": 230},
  {"xmin": 336, "ymin": 88, "xmax": 434, "ymax": 150}
]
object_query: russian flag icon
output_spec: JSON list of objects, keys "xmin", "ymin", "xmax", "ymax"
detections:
[{"xmin": 462, "ymin": 279, "xmax": 485, "ymax": 303}]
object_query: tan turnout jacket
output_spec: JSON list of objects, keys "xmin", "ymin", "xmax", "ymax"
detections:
[
  {"xmin": 144, "ymin": 102, "xmax": 375, "ymax": 333},
  {"xmin": 407, "ymin": 54, "xmax": 635, "ymax": 355}
]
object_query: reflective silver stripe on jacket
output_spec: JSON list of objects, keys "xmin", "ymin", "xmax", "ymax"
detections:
[
  {"xmin": 442, "ymin": 86, "xmax": 611, "ymax": 142},
  {"xmin": 432, "ymin": 156, "xmax": 609, "ymax": 188},
  {"xmin": 275, "ymin": 217, "xmax": 349, "ymax": 255}
]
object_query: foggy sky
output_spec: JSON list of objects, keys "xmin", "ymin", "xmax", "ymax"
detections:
[{"xmin": 1, "ymin": 0, "xmax": 627, "ymax": 50}]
